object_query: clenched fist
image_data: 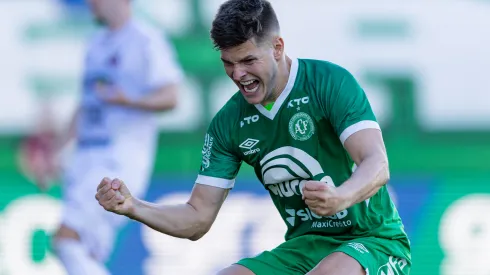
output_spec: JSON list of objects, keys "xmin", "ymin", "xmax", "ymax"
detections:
[
  {"xmin": 95, "ymin": 177, "xmax": 133, "ymax": 216},
  {"xmin": 302, "ymin": 181, "xmax": 349, "ymax": 217}
]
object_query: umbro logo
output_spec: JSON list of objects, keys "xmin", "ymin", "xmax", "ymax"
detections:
[
  {"xmin": 239, "ymin": 138, "xmax": 260, "ymax": 155},
  {"xmin": 239, "ymin": 138, "xmax": 259, "ymax": 150}
]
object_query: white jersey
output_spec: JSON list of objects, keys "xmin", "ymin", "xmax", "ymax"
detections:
[
  {"xmin": 61, "ymin": 20, "xmax": 183, "ymax": 262},
  {"xmin": 77, "ymin": 19, "xmax": 183, "ymax": 156}
]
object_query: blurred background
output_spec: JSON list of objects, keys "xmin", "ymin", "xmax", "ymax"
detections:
[{"xmin": 0, "ymin": 0, "xmax": 489, "ymax": 274}]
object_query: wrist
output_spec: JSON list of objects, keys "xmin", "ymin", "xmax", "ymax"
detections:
[
  {"xmin": 126, "ymin": 196, "xmax": 140, "ymax": 219},
  {"xmin": 336, "ymin": 182, "xmax": 355, "ymax": 209}
]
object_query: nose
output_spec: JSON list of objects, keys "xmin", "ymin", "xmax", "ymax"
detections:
[{"xmin": 232, "ymin": 64, "xmax": 247, "ymax": 81}]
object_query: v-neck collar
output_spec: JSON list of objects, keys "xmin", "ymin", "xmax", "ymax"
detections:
[{"xmin": 254, "ymin": 58, "xmax": 299, "ymax": 120}]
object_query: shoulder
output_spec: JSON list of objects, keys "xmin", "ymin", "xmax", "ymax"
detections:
[
  {"xmin": 85, "ymin": 27, "xmax": 107, "ymax": 49},
  {"xmin": 129, "ymin": 20, "xmax": 168, "ymax": 44},
  {"xmin": 297, "ymin": 58, "xmax": 361, "ymax": 100},
  {"xmin": 210, "ymin": 91, "xmax": 244, "ymax": 129},
  {"xmin": 205, "ymin": 91, "xmax": 245, "ymax": 155},
  {"xmin": 83, "ymin": 28, "xmax": 109, "ymax": 61},
  {"xmin": 298, "ymin": 58, "xmax": 355, "ymax": 83}
]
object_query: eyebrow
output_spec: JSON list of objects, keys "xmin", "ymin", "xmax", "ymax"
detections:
[
  {"xmin": 239, "ymin": 55, "xmax": 256, "ymax": 62},
  {"xmin": 220, "ymin": 57, "xmax": 232, "ymax": 64},
  {"xmin": 221, "ymin": 55, "xmax": 257, "ymax": 64}
]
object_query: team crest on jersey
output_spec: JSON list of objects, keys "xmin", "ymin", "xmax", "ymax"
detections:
[{"xmin": 288, "ymin": 112, "xmax": 315, "ymax": 141}]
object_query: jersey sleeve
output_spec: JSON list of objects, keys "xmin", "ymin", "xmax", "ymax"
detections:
[
  {"xmin": 144, "ymin": 31, "xmax": 184, "ymax": 89},
  {"xmin": 196, "ymin": 111, "xmax": 242, "ymax": 189},
  {"xmin": 321, "ymin": 67, "xmax": 380, "ymax": 146}
]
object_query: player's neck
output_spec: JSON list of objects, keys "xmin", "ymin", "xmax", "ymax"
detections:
[
  {"xmin": 264, "ymin": 56, "xmax": 292, "ymax": 105},
  {"xmin": 107, "ymin": 9, "xmax": 132, "ymax": 31}
]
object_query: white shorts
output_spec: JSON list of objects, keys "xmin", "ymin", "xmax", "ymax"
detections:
[{"xmin": 60, "ymin": 146, "xmax": 153, "ymax": 261}]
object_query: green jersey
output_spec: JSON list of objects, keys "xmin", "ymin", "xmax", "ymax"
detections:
[{"xmin": 197, "ymin": 58, "xmax": 408, "ymax": 243}]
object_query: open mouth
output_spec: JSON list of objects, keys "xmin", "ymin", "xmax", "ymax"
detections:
[{"xmin": 240, "ymin": 80, "xmax": 260, "ymax": 93}]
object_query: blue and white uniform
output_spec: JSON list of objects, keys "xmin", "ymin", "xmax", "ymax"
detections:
[{"xmin": 62, "ymin": 19, "xmax": 183, "ymax": 261}]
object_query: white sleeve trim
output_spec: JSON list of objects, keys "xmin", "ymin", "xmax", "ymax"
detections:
[
  {"xmin": 339, "ymin": 120, "xmax": 381, "ymax": 146},
  {"xmin": 196, "ymin": 175, "xmax": 235, "ymax": 189}
]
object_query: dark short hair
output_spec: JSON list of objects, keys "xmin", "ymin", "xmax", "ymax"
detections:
[{"xmin": 210, "ymin": 0, "xmax": 280, "ymax": 50}]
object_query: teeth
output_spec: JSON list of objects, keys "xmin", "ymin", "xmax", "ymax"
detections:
[
  {"xmin": 244, "ymin": 84, "xmax": 259, "ymax": 93},
  {"xmin": 240, "ymin": 80, "xmax": 255, "ymax": 85}
]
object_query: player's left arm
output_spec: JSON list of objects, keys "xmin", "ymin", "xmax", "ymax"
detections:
[
  {"xmin": 303, "ymin": 65, "xmax": 387, "ymax": 215},
  {"xmin": 337, "ymin": 128, "xmax": 389, "ymax": 207},
  {"xmin": 135, "ymin": 32, "xmax": 183, "ymax": 112},
  {"xmin": 303, "ymin": 129, "xmax": 389, "ymax": 215},
  {"xmin": 100, "ymin": 31, "xmax": 183, "ymax": 112},
  {"xmin": 125, "ymin": 83, "xmax": 179, "ymax": 112},
  {"xmin": 326, "ymin": 67, "xmax": 388, "ymax": 207}
]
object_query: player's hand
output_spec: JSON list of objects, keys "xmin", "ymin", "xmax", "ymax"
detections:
[
  {"xmin": 95, "ymin": 177, "xmax": 134, "ymax": 216},
  {"xmin": 302, "ymin": 181, "xmax": 348, "ymax": 217},
  {"xmin": 96, "ymin": 83, "xmax": 132, "ymax": 106}
]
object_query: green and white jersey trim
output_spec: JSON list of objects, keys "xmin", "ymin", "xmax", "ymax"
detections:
[
  {"xmin": 196, "ymin": 175, "xmax": 235, "ymax": 189},
  {"xmin": 254, "ymin": 58, "xmax": 299, "ymax": 120},
  {"xmin": 339, "ymin": 120, "xmax": 381, "ymax": 146}
]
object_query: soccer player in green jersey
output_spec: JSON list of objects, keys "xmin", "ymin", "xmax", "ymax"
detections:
[{"xmin": 95, "ymin": 0, "xmax": 411, "ymax": 274}]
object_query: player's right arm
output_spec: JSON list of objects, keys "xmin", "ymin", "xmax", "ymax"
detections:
[
  {"xmin": 96, "ymin": 178, "xmax": 229, "ymax": 240},
  {"xmin": 96, "ymin": 105, "xmax": 241, "ymax": 240}
]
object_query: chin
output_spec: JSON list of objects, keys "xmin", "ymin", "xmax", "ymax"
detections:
[
  {"xmin": 242, "ymin": 93, "xmax": 264, "ymax": 105},
  {"xmin": 246, "ymin": 99, "xmax": 261, "ymax": 105}
]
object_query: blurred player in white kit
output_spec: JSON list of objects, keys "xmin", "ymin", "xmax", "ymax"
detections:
[{"xmin": 44, "ymin": 0, "xmax": 184, "ymax": 274}]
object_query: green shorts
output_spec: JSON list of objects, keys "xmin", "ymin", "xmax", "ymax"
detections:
[{"xmin": 236, "ymin": 235, "xmax": 411, "ymax": 275}]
